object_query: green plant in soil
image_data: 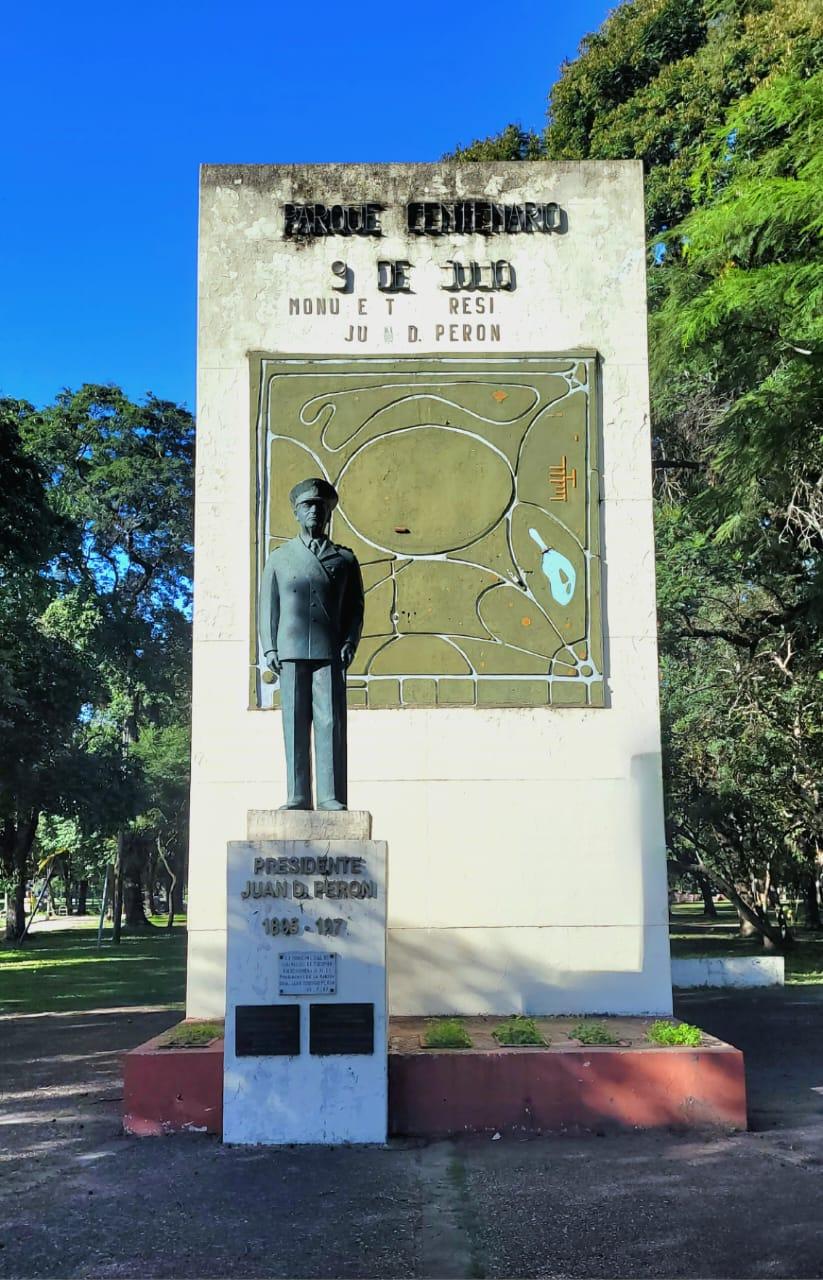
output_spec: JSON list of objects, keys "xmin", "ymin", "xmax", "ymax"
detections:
[
  {"xmin": 423, "ymin": 1018, "xmax": 473, "ymax": 1049},
  {"xmin": 158, "ymin": 1020, "xmax": 223, "ymax": 1048},
  {"xmin": 493, "ymin": 1016, "xmax": 545, "ymax": 1046},
  {"xmin": 570, "ymin": 1020, "xmax": 619, "ymax": 1046},
  {"xmin": 647, "ymin": 1020, "xmax": 702, "ymax": 1047}
]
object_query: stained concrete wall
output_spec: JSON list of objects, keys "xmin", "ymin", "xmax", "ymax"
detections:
[{"xmin": 189, "ymin": 161, "xmax": 672, "ymax": 1017}]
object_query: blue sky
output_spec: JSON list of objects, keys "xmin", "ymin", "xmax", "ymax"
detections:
[{"xmin": 1, "ymin": 1, "xmax": 610, "ymax": 412}]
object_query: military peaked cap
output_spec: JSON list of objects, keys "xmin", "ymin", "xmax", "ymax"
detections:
[{"xmin": 289, "ymin": 477, "xmax": 339, "ymax": 509}]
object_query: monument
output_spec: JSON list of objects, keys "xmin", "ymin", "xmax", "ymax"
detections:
[
  {"xmin": 190, "ymin": 161, "xmax": 673, "ymax": 1054},
  {"xmin": 222, "ymin": 475, "xmax": 386, "ymax": 1143}
]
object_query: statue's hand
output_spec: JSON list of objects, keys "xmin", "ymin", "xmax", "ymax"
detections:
[
  {"xmin": 340, "ymin": 643, "xmax": 355, "ymax": 669},
  {"xmin": 265, "ymin": 649, "xmax": 281, "ymax": 675}
]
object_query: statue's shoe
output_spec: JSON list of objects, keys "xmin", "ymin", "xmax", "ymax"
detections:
[
  {"xmin": 317, "ymin": 800, "xmax": 347, "ymax": 811},
  {"xmin": 279, "ymin": 800, "xmax": 311, "ymax": 810}
]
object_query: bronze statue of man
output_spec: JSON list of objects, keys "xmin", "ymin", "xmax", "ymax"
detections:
[{"xmin": 259, "ymin": 478, "xmax": 364, "ymax": 810}]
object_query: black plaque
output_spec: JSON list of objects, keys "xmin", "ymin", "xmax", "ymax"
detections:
[
  {"xmin": 235, "ymin": 1004, "xmax": 300, "ymax": 1056},
  {"xmin": 309, "ymin": 1002, "xmax": 374, "ymax": 1055}
]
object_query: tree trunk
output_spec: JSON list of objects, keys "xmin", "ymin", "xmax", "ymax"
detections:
[
  {"xmin": 3, "ymin": 895, "xmax": 11, "ymax": 940},
  {"xmin": 146, "ymin": 846, "xmax": 160, "ymax": 917},
  {"xmin": 123, "ymin": 833, "xmax": 153, "ymax": 929},
  {"xmin": 768, "ymin": 888, "xmax": 794, "ymax": 950},
  {"xmin": 668, "ymin": 857, "xmax": 786, "ymax": 949},
  {"xmin": 4, "ymin": 813, "xmax": 39, "ymax": 942},
  {"xmin": 9, "ymin": 875, "xmax": 26, "ymax": 940},
  {"xmin": 165, "ymin": 841, "xmax": 187, "ymax": 926},
  {"xmin": 111, "ymin": 834, "xmax": 124, "ymax": 946},
  {"xmin": 737, "ymin": 907, "xmax": 758, "ymax": 937},
  {"xmin": 124, "ymin": 878, "xmax": 151, "ymax": 927},
  {"xmin": 78, "ymin": 880, "xmax": 88, "ymax": 916},
  {"xmin": 170, "ymin": 866, "xmax": 185, "ymax": 917},
  {"xmin": 805, "ymin": 874, "xmax": 822, "ymax": 931},
  {"xmin": 696, "ymin": 873, "xmax": 718, "ymax": 917},
  {"xmin": 159, "ymin": 842, "xmax": 178, "ymax": 932}
]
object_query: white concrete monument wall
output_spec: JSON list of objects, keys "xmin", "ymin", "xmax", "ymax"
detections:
[{"xmin": 189, "ymin": 161, "xmax": 672, "ymax": 1018}]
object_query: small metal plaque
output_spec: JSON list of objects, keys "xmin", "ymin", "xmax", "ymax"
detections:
[
  {"xmin": 279, "ymin": 951, "xmax": 337, "ymax": 996},
  {"xmin": 235, "ymin": 1004, "xmax": 300, "ymax": 1057},
  {"xmin": 310, "ymin": 1002, "xmax": 374, "ymax": 1056}
]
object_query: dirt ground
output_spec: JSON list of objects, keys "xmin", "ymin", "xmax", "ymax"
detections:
[{"xmin": 1, "ymin": 988, "xmax": 823, "ymax": 1279}]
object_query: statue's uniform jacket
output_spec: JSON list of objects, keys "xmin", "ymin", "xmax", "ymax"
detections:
[{"xmin": 259, "ymin": 536, "xmax": 364, "ymax": 662}]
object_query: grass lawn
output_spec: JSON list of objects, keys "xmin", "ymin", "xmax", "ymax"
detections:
[
  {"xmin": 670, "ymin": 901, "xmax": 823, "ymax": 984},
  {"xmin": 0, "ymin": 921, "xmax": 187, "ymax": 1015}
]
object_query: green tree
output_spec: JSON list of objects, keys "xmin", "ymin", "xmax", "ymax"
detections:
[
  {"xmin": 130, "ymin": 723, "xmax": 190, "ymax": 927},
  {"xmin": 35, "ymin": 815, "xmax": 115, "ymax": 915},
  {"xmin": 652, "ymin": 64, "xmax": 822, "ymax": 937},
  {"xmin": 0, "ymin": 403, "xmax": 101, "ymax": 937},
  {"xmin": 2, "ymin": 387, "xmax": 194, "ymax": 940},
  {"xmin": 657, "ymin": 505, "xmax": 822, "ymax": 944},
  {"xmin": 19, "ymin": 385, "xmax": 195, "ymax": 933},
  {"xmin": 545, "ymin": 0, "xmax": 820, "ymax": 238},
  {"xmin": 0, "ymin": 400, "xmax": 60, "ymax": 570},
  {"xmin": 652, "ymin": 68, "xmax": 822, "ymax": 541},
  {"xmin": 448, "ymin": 123, "xmax": 544, "ymax": 162}
]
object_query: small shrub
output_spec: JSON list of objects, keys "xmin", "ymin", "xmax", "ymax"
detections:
[
  {"xmin": 570, "ymin": 1020, "xmax": 619, "ymax": 1046},
  {"xmin": 423, "ymin": 1018, "xmax": 473, "ymax": 1049},
  {"xmin": 647, "ymin": 1020, "xmax": 702, "ymax": 1047},
  {"xmin": 493, "ymin": 1016, "xmax": 546, "ymax": 1046},
  {"xmin": 158, "ymin": 1020, "xmax": 223, "ymax": 1048}
]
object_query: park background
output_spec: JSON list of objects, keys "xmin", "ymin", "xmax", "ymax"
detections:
[{"xmin": 1, "ymin": 0, "xmax": 821, "ymax": 1007}]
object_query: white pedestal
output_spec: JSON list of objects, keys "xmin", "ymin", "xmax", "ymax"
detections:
[{"xmin": 222, "ymin": 812, "xmax": 387, "ymax": 1144}]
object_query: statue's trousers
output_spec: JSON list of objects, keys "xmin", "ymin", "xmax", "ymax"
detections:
[{"xmin": 278, "ymin": 660, "xmax": 348, "ymax": 807}]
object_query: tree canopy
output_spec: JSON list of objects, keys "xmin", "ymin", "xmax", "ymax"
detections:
[
  {"xmin": 1, "ymin": 387, "xmax": 194, "ymax": 939},
  {"xmin": 545, "ymin": 0, "xmax": 820, "ymax": 237}
]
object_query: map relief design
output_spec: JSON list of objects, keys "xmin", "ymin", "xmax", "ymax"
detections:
[{"xmin": 251, "ymin": 353, "xmax": 604, "ymax": 710}]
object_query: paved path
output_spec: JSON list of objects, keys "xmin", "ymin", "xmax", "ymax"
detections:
[{"xmin": 1, "ymin": 989, "xmax": 823, "ymax": 1278}]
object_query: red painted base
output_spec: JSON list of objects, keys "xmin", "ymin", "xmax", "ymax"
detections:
[
  {"xmin": 389, "ymin": 1046, "xmax": 747, "ymax": 1136},
  {"xmin": 122, "ymin": 1031, "xmax": 223, "ymax": 1136},
  {"xmin": 122, "ymin": 1018, "xmax": 746, "ymax": 1138}
]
